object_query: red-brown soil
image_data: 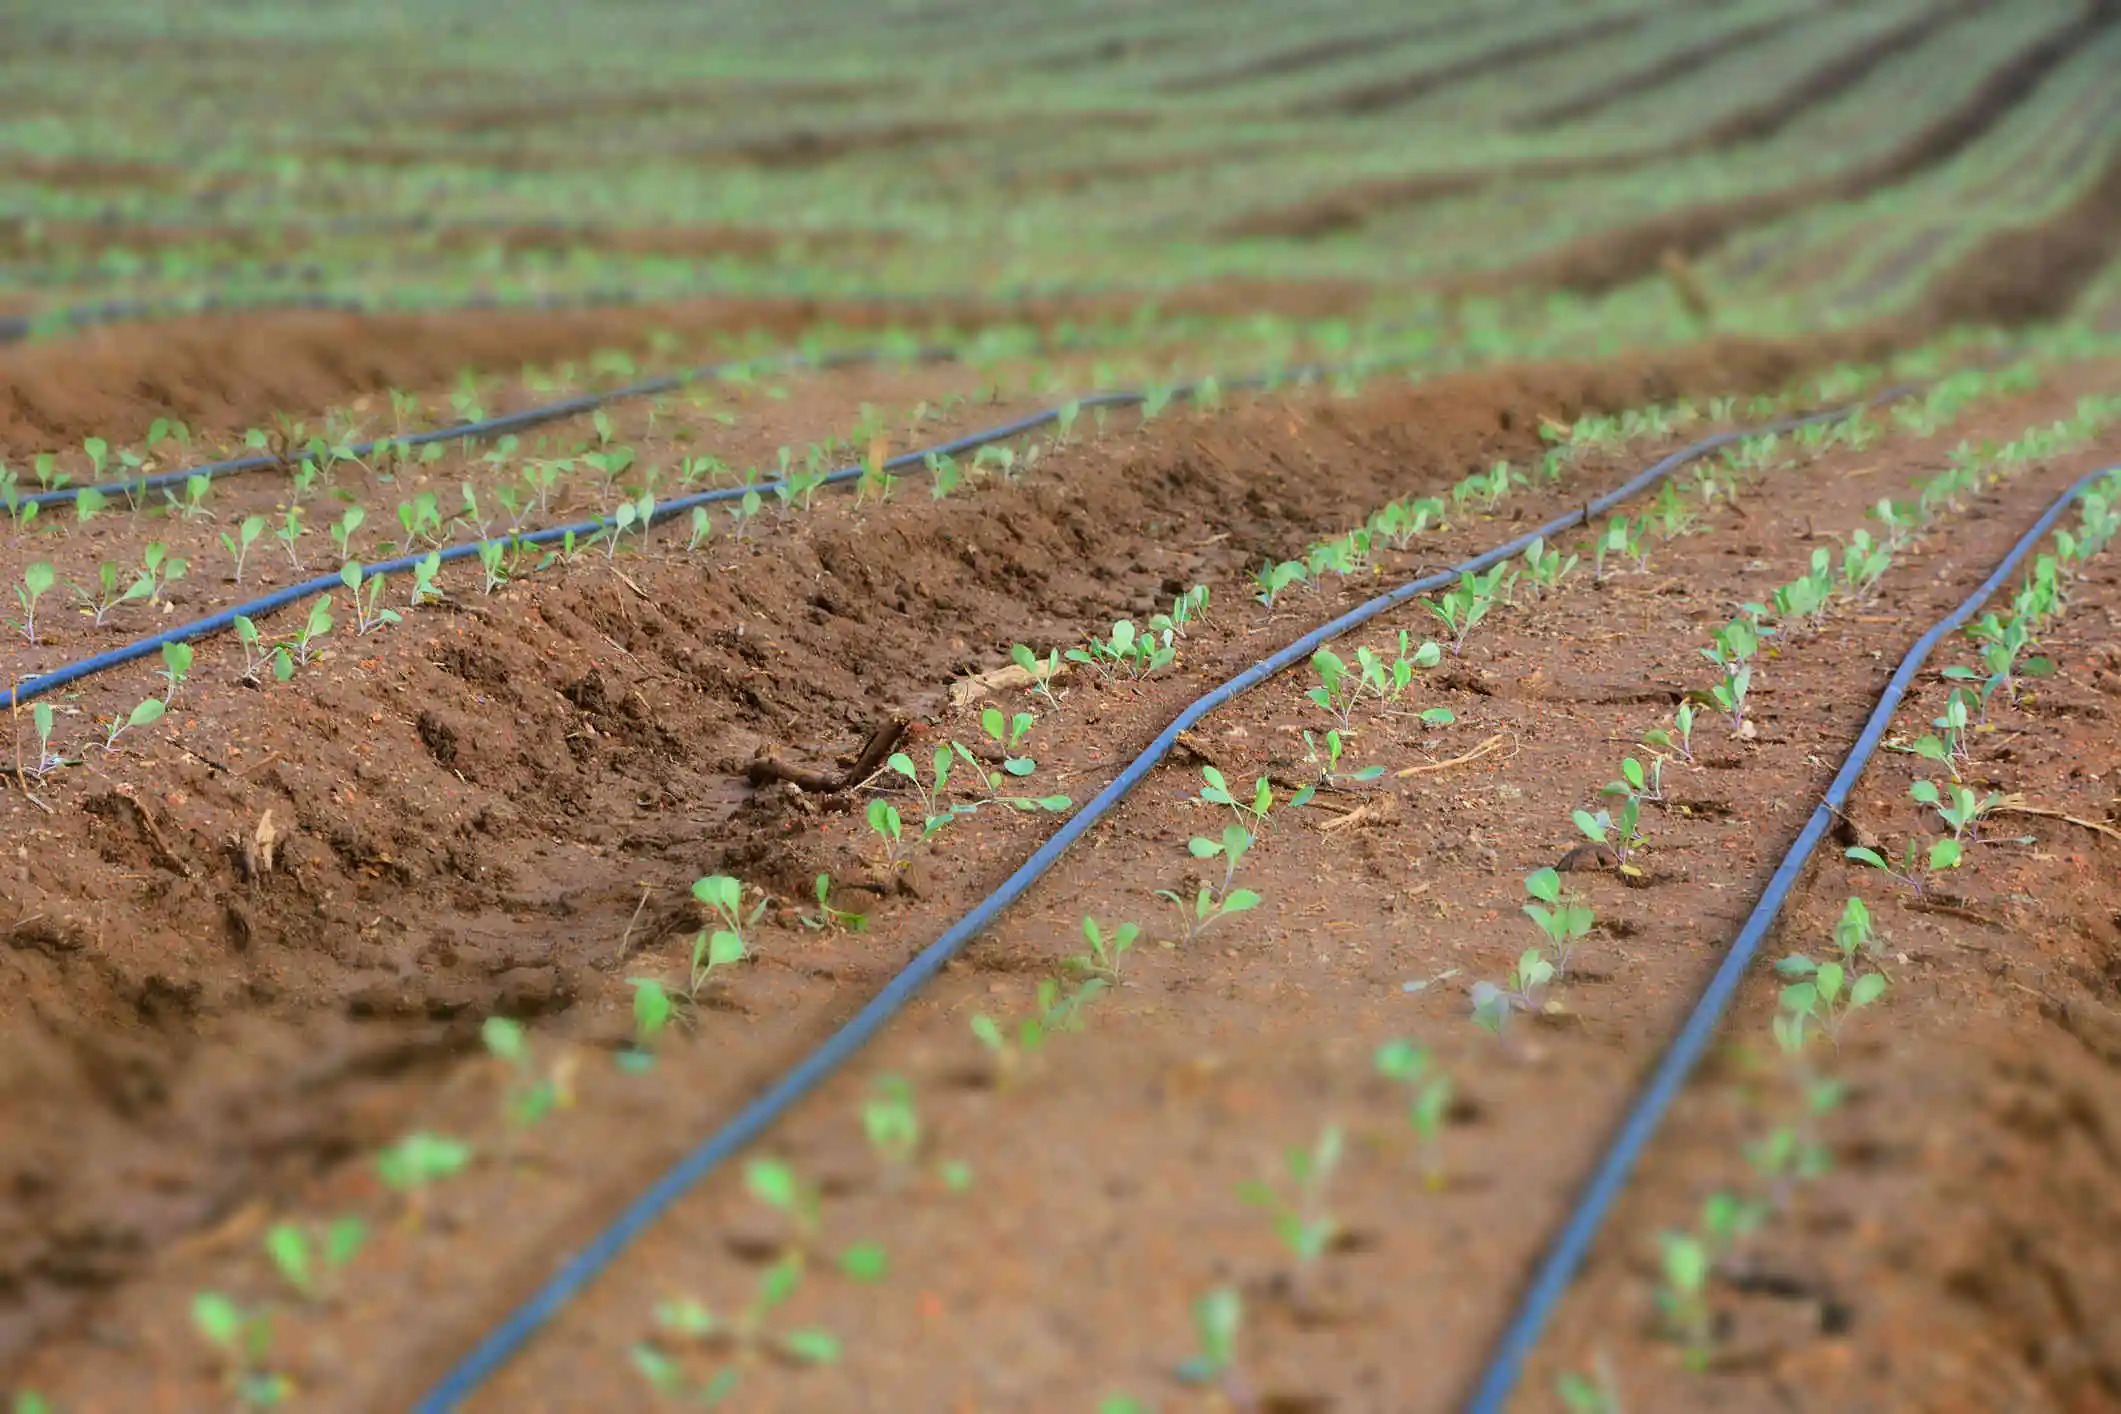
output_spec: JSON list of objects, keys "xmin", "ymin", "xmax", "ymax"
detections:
[
  {"xmin": 1526, "ymin": 542, "xmax": 2121, "ymax": 1413},
  {"xmin": 1475, "ymin": 0, "xmax": 2116, "ymax": 299},
  {"xmin": 13, "ymin": 328, "xmax": 2120, "ymax": 1414},
  {"xmin": 0, "ymin": 335, "xmax": 1868, "ymax": 1387},
  {"xmin": 1221, "ymin": 0, "xmax": 1984, "ymax": 244},
  {"xmin": 0, "ymin": 276, "xmax": 1380, "ymax": 455}
]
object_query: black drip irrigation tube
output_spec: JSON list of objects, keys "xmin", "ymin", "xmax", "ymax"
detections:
[
  {"xmin": 410, "ymin": 383, "xmax": 1938, "ymax": 1411},
  {"xmin": 17, "ymin": 309, "xmax": 1365, "ymax": 515},
  {"xmin": 12, "ymin": 361, "xmax": 1404, "ymax": 706},
  {"xmin": 20, "ymin": 340, "xmax": 950, "ymax": 513},
  {"xmin": 1462, "ymin": 454, "xmax": 2121, "ymax": 1412}
]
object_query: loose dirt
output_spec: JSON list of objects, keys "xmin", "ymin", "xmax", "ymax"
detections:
[
  {"xmin": 0, "ymin": 335, "xmax": 1857, "ymax": 1382},
  {"xmin": 0, "ymin": 277, "xmax": 1380, "ymax": 455},
  {"xmin": 14, "ymin": 333, "xmax": 2120, "ymax": 1414}
]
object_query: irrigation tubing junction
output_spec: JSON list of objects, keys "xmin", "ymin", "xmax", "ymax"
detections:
[
  {"xmin": 411, "ymin": 382, "xmax": 1947, "ymax": 1409},
  {"xmin": 1463, "ymin": 455, "xmax": 2121, "ymax": 1413}
]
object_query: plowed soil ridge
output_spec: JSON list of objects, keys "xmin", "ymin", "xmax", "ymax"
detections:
[
  {"xmin": 1161, "ymin": 14, "xmax": 1487, "ymax": 92},
  {"xmin": 1525, "ymin": 545, "xmax": 2121, "ymax": 1412},
  {"xmin": 1917, "ymin": 138, "xmax": 2121, "ymax": 328},
  {"xmin": 0, "ymin": 278, "xmax": 1377, "ymax": 455},
  {"xmin": 1494, "ymin": 0, "xmax": 2116, "ymax": 298},
  {"xmin": 1222, "ymin": 0, "xmax": 1982, "ymax": 240},
  {"xmin": 0, "ymin": 334, "xmax": 1866, "ymax": 1369},
  {"xmin": 1290, "ymin": 8, "xmax": 1657, "ymax": 118},
  {"xmin": 1515, "ymin": 5, "xmax": 1823, "ymax": 130}
]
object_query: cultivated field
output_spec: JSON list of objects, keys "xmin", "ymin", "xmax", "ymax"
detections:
[{"xmin": 5, "ymin": 2, "xmax": 2121, "ymax": 1412}]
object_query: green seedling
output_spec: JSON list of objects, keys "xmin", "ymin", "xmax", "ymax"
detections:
[
  {"xmin": 1773, "ymin": 953, "xmax": 1886, "ymax": 1049},
  {"xmin": 376, "ymin": 1131, "xmax": 473, "ymax": 1223},
  {"xmin": 1838, "ymin": 529, "xmax": 1891, "ymax": 600},
  {"xmin": 158, "ymin": 641, "xmax": 192, "ymax": 703},
  {"xmin": 1890, "ymin": 688, "xmax": 1975, "ymax": 778},
  {"xmin": 130, "ymin": 543, "xmax": 187, "ymax": 606},
  {"xmin": 12, "ymin": 562, "xmax": 54, "ymax": 643},
  {"xmin": 275, "ymin": 507, "xmax": 305, "ymax": 570},
  {"xmin": 1067, "ymin": 915, "xmax": 1139, "ymax": 983},
  {"xmin": 1910, "ymin": 779, "xmax": 2004, "ymax": 843},
  {"xmin": 1772, "ymin": 552, "xmax": 1833, "ymax": 636},
  {"xmin": 1708, "ymin": 661, "xmax": 1753, "ymax": 737},
  {"xmin": 631, "ymin": 1256, "xmax": 839, "ymax": 1405},
  {"xmin": 1296, "ymin": 728, "xmax": 1385, "ymax": 795},
  {"xmin": 1067, "ymin": 618, "xmax": 1174, "ymax": 679},
  {"xmin": 925, "ymin": 449, "xmax": 961, "ymax": 500},
  {"xmin": 406, "ymin": 551, "xmax": 443, "ymax": 607},
  {"xmin": 263, "ymin": 1216, "xmax": 367, "ymax": 1303},
  {"xmin": 1600, "ymin": 755, "xmax": 1661, "ymax": 807},
  {"xmin": 1655, "ymin": 1230, "xmax": 1715, "ymax": 1368},
  {"xmin": 861, "ymin": 1074, "xmax": 921, "ymax": 1174},
  {"xmin": 293, "ymin": 595, "xmax": 333, "ymax": 664},
  {"xmin": 331, "ymin": 505, "xmax": 366, "ymax": 561},
  {"xmin": 69, "ymin": 560, "xmax": 150, "ymax": 627},
  {"xmin": 101, "ymin": 697, "xmax": 165, "ymax": 754},
  {"xmin": 192, "ymin": 1292, "xmax": 292, "ymax": 1408},
  {"xmin": 1642, "ymin": 701, "xmax": 1696, "ymax": 763},
  {"xmin": 1522, "ymin": 535, "xmax": 1579, "ymax": 594},
  {"xmin": 28, "ymin": 453, "xmax": 68, "ymax": 494},
  {"xmin": 1238, "ymin": 1123, "xmax": 1344, "ymax": 1287},
  {"xmin": 1651, "ymin": 479, "xmax": 1697, "ymax": 540},
  {"xmin": 481, "ymin": 1016, "xmax": 565, "ymax": 1128},
  {"xmin": 1307, "ymin": 646, "xmax": 1365, "ymax": 727},
  {"xmin": 746, "ymin": 1157, "xmax": 889, "ymax": 1281},
  {"xmin": 1571, "ymin": 801, "xmax": 1643, "ymax": 871},
  {"xmin": 20, "ymin": 701, "xmax": 69, "ymax": 777},
  {"xmin": 1175, "ymin": 1286, "xmax": 1256, "ymax": 1408},
  {"xmin": 969, "ymin": 976, "xmax": 1106, "ymax": 1085},
  {"xmin": 458, "ymin": 482, "xmax": 495, "ymax": 540},
  {"xmin": 979, "ymin": 706, "xmax": 1038, "ymax": 774},
  {"xmin": 476, "ymin": 537, "xmax": 510, "ymax": 594},
  {"xmin": 943, "ymin": 739, "xmax": 1071, "ymax": 815},
  {"xmin": 800, "ymin": 873, "xmax": 868, "ymax": 933},
  {"xmin": 1254, "ymin": 557, "xmax": 1306, "ymax": 608},
  {"xmin": 623, "ymin": 978, "xmax": 676, "ymax": 1071},
  {"xmin": 648, "ymin": 874, "xmax": 765, "ymax": 1009},
  {"xmin": 1158, "ymin": 876, "xmax": 1261, "ymax": 946},
  {"xmin": 340, "ymin": 562, "xmax": 402, "ymax": 635},
  {"xmin": 726, "ymin": 488, "xmax": 764, "ymax": 541},
  {"xmin": 1555, "ymin": 1354, "xmax": 1626, "ymax": 1413},
  {"xmin": 1374, "ymin": 1040, "xmax": 1452, "ymax": 1187},
  {"xmin": 866, "ymin": 798, "xmax": 909, "ymax": 868},
  {"xmin": 1187, "ymin": 821, "xmax": 1258, "ymax": 897},
  {"xmin": 1700, "ymin": 615, "xmax": 1760, "ymax": 672},
  {"xmin": 686, "ymin": 504, "xmax": 714, "ymax": 551},
  {"xmin": 1591, "ymin": 516, "xmax": 1637, "ymax": 581},
  {"xmin": 1523, "ymin": 867, "xmax": 1595, "ymax": 973},
  {"xmin": 1423, "ymin": 568, "xmax": 1501, "ymax": 653},
  {"xmin": 395, "ymin": 492, "xmax": 446, "ymax": 553},
  {"xmin": 1150, "ymin": 583, "xmax": 1211, "ymax": 638},
  {"xmin": 1846, "ymin": 833, "xmax": 1960, "ymax": 899},
  {"xmin": 1472, "ymin": 948, "xmax": 1554, "ymax": 1035},
  {"xmin": 220, "ymin": 514, "xmax": 267, "ymax": 584},
  {"xmin": 1008, "ymin": 643, "xmax": 1063, "ymax": 706},
  {"xmin": 1198, "ymin": 765, "xmax": 1277, "ymax": 833}
]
